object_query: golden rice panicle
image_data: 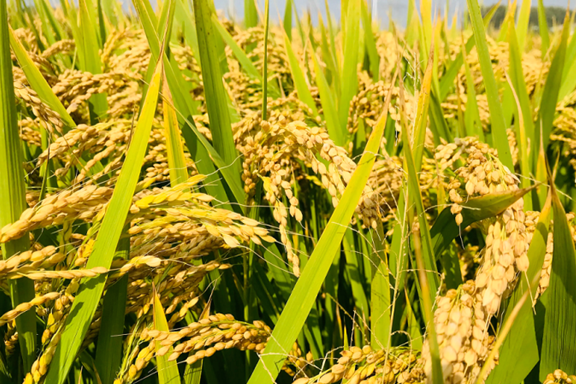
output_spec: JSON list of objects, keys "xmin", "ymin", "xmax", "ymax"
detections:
[
  {"xmin": 0, "ymin": 291, "xmax": 60, "ymax": 327},
  {"xmin": 0, "ymin": 185, "xmax": 112, "ymax": 243},
  {"xmin": 543, "ymin": 369, "xmax": 576, "ymax": 384},
  {"xmin": 25, "ymin": 325, "xmax": 63, "ymax": 383},
  {"xmin": 348, "ymin": 81, "xmax": 414, "ymax": 135},
  {"xmin": 435, "ymin": 137, "xmax": 530, "ymax": 316},
  {"xmin": 118, "ymin": 314, "xmax": 270, "ymax": 383},
  {"xmin": 422, "ymin": 281, "xmax": 497, "ymax": 384},
  {"xmin": 367, "ymin": 156, "xmax": 404, "ymax": 211},
  {"xmin": 13, "ymin": 70, "xmax": 64, "ymax": 134},
  {"xmin": 292, "ymin": 345, "xmax": 424, "ymax": 384},
  {"xmin": 4, "ymin": 322, "xmax": 18, "ymax": 357},
  {"xmin": 474, "ymin": 202, "xmax": 528, "ymax": 317}
]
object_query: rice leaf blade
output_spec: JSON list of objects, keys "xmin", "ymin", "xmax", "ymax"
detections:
[
  {"xmin": 44, "ymin": 56, "xmax": 164, "ymax": 384},
  {"xmin": 431, "ymin": 186, "xmax": 536, "ymax": 257},
  {"xmin": 361, "ymin": 0, "xmax": 379, "ymax": 82},
  {"xmin": 0, "ymin": 1, "xmax": 36, "ymax": 370},
  {"xmin": 537, "ymin": 10, "xmax": 569, "ymax": 152},
  {"xmin": 78, "ymin": 0, "xmax": 108, "ymax": 121},
  {"xmin": 9, "ymin": 28, "xmax": 76, "ymax": 129},
  {"xmin": 283, "ymin": 33, "xmax": 318, "ymax": 115},
  {"xmin": 193, "ymin": 0, "xmax": 241, "ymax": 178},
  {"xmin": 244, "ymin": 0, "xmax": 257, "ymax": 28},
  {"xmin": 537, "ymin": 0, "xmax": 550, "ymax": 58},
  {"xmin": 283, "ymin": 0, "xmax": 292, "ymax": 41},
  {"xmin": 540, "ymin": 190, "xmax": 576, "ymax": 378},
  {"xmin": 247, "ymin": 75, "xmax": 394, "ymax": 384},
  {"xmin": 133, "ymin": 0, "xmax": 243, "ymax": 207},
  {"xmin": 153, "ymin": 287, "xmax": 181, "ymax": 384},
  {"xmin": 338, "ymin": 0, "xmax": 359, "ymax": 139},
  {"xmin": 212, "ymin": 15, "xmax": 260, "ymax": 81},
  {"xmin": 466, "ymin": 0, "xmax": 513, "ymax": 170},
  {"xmin": 516, "ymin": 0, "xmax": 531, "ymax": 51},
  {"xmin": 261, "ymin": 0, "xmax": 270, "ymax": 120},
  {"xmin": 310, "ymin": 49, "xmax": 342, "ymax": 145},
  {"xmin": 162, "ymin": 76, "xmax": 189, "ymax": 187},
  {"xmin": 94, "ymin": 237, "xmax": 130, "ymax": 384}
]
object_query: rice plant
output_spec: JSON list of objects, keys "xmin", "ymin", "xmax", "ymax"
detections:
[{"xmin": 1, "ymin": 0, "xmax": 576, "ymax": 383}]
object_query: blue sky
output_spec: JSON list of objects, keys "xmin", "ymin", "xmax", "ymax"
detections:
[{"xmin": 208, "ymin": 0, "xmax": 573, "ymax": 27}]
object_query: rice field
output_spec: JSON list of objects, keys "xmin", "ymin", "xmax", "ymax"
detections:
[{"xmin": 1, "ymin": 0, "xmax": 576, "ymax": 383}]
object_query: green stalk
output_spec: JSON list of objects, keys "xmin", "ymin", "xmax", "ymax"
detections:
[
  {"xmin": 261, "ymin": 0, "xmax": 269, "ymax": 120},
  {"xmin": 0, "ymin": 0, "xmax": 36, "ymax": 372}
]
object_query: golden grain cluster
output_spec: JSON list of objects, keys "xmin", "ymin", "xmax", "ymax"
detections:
[{"xmin": 2, "ymin": 0, "xmax": 576, "ymax": 383}]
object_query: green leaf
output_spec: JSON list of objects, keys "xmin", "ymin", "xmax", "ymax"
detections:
[
  {"xmin": 431, "ymin": 186, "xmax": 536, "ymax": 257},
  {"xmin": 462, "ymin": 39, "xmax": 484, "ymax": 140},
  {"xmin": 0, "ymin": 1, "xmax": 36, "ymax": 371},
  {"xmin": 537, "ymin": 0, "xmax": 550, "ymax": 59},
  {"xmin": 94, "ymin": 237, "xmax": 129, "ymax": 384},
  {"xmin": 44, "ymin": 55, "xmax": 164, "ymax": 384},
  {"xmin": 212, "ymin": 15, "xmax": 260, "ymax": 81},
  {"xmin": 153, "ymin": 287, "xmax": 181, "ymax": 384},
  {"xmin": 183, "ymin": 362, "xmax": 202, "ymax": 384},
  {"xmin": 466, "ymin": 0, "xmax": 513, "ymax": 171},
  {"xmin": 78, "ymin": 0, "xmax": 108, "ymax": 121},
  {"xmin": 369, "ymin": 223, "xmax": 391, "ymax": 349},
  {"xmin": 540, "ymin": 190, "xmax": 576, "ymax": 378},
  {"xmin": 244, "ymin": 0, "xmax": 257, "ymax": 28},
  {"xmin": 193, "ymin": 0, "xmax": 241, "ymax": 177},
  {"xmin": 247, "ymin": 72, "xmax": 394, "ymax": 384},
  {"xmin": 9, "ymin": 28, "xmax": 76, "ymax": 130},
  {"xmin": 343, "ymin": 229, "xmax": 369, "ymax": 317},
  {"xmin": 162, "ymin": 76, "xmax": 189, "ymax": 187},
  {"xmin": 174, "ymin": 0, "xmax": 199, "ymax": 59},
  {"xmin": 310, "ymin": 49, "xmax": 342, "ymax": 145},
  {"xmin": 133, "ymin": 0, "xmax": 244, "ymax": 208},
  {"xmin": 283, "ymin": 0, "xmax": 292, "ymax": 41},
  {"xmin": 516, "ymin": 0, "xmax": 531, "ymax": 51},
  {"xmin": 283, "ymin": 33, "xmax": 317, "ymax": 115},
  {"xmin": 438, "ymin": 2, "xmax": 500, "ymax": 101},
  {"xmin": 537, "ymin": 10, "xmax": 569, "ymax": 152},
  {"xmin": 361, "ymin": 0, "xmax": 379, "ymax": 82},
  {"xmin": 338, "ymin": 0, "xmax": 359, "ymax": 140},
  {"xmin": 401, "ymin": 90, "xmax": 439, "ymax": 302}
]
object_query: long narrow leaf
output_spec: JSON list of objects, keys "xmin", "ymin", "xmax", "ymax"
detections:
[
  {"xmin": 78, "ymin": 0, "xmax": 108, "ymax": 121},
  {"xmin": 94, "ymin": 237, "xmax": 130, "ymax": 384},
  {"xmin": 431, "ymin": 186, "xmax": 536, "ymax": 256},
  {"xmin": 540, "ymin": 189, "xmax": 576, "ymax": 377},
  {"xmin": 337, "ymin": 0, "xmax": 359, "ymax": 141},
  {"xmin": 9, "ymin": 28, "xmax": 76, "ymax": 129},
  {"xmin": 153, "ymin": 287, "xmax": 181, "ymax": 384},
  {"xmin": 133, "ymin": 0, "xmax": 244, "ymax": 208},
  {"xmin": 310, "ymin": 49, "xmax": 342, "ymax": 145},
  {"xmin": 0, "ymin": 1, "xmax": 36, "ymax": 371},
  {"xmin": 283, "ymin": 33, "xmax": 318, "ymax": 115},
  {"xmin": 45, "ymin": 57, "xmax": 164, "ymax": 384},
  {"xmin": 466, "ymin": 0, "xmax": 513, "ymax": 170},
  {"xmin": 193, "ymin": 0, "xmax": 240, "ymax": 177},
  {"xmin": 247, "ymin": 74, "xmax": 394, "ymax": 384},
  {"xmin": 537, "ymin": 0, "xmax": 550, "ymax": 58},
  {"xmin": 537, "ymin": 11, "xmax": 569, "ymax": 152},
  {"xmin": 162, "ymin": 76, "xmax": 189, "ymax": 187}
]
